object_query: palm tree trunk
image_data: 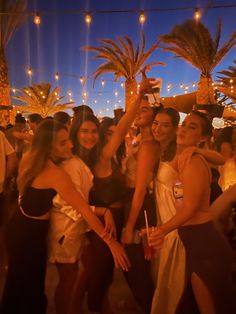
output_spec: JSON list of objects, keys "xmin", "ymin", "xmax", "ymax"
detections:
[
  {"xmin": 197, "ymin": 75, "xmax": 216, "ymax": 105},
  {"xmin": 0, "ymin": 47, "xmax": 10, "ymax": 106},
  {"xmin": 125, "ymin": 79, "xmax": 137, "ymax": 110}
]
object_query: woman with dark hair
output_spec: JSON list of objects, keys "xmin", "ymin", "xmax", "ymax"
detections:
[
  {"xmin": 54, "ymin": 111, "xmax": 71, "ymax": 130},
  {"xmin": 150, "ymin": 111, "xmax": 235, "ymax": 314},
  {"xmin": 1, "ymin": 119, "xmax": 129, "ymax": 314},
  {"xmin": 85, "ymin": 77, "xmax": 157, "ymax": 314}
]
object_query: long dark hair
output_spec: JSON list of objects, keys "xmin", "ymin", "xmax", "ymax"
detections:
[
  {"xmin": 156, "ymin": 107, "xmax": 180, "ymax": 161},
  {"xmin": 70, "ymin": 112, "xmax": 100, "ymax": 169},
  {"xmin": 17, "ymin": 120, "xmax": 67, "ymax": 194}
]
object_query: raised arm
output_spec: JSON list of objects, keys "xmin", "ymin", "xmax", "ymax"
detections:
[
  {"xmin": 100, "ymin": 78, "xmax": 157, "ymax": 163},
  {"xmin": 122, "ymin": 140, "xmax": 160, "ymax": 244}
]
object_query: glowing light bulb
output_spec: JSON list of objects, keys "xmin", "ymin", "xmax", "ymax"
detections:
[
  {"xmin": 194, "ymin": 8, "xmax": 201, "ymax": 21},
  {"xmin": 120, "ymin": 82, "xmax": 124, "ymax": 88},
  {"xmin": 83, "ymin": 92, "xmax": 87, "ymax": 98},
  {"xmin": 230, "ymin": 79, "xmax": 233, "ymax": 83},
  {"xmin": 114, "ymin": 91, "xmax": 118, "ymax": 96},
  {"xmin": 85, "ymin": 13, "xmax": 92, "ymax": 25},
  {"xmin": 34, "ymin": 13, "xmax": 41, "ymax": 25},
  {"xmin": 139, "ymin": 11, "xmax": 146, "ymax": 25},
  {"xmin": 27, "ymin": 68, "xmax": 32, "ymax": 76},
  {"xmin": 55, "ymin": 72, "xmax": 59, "ymax": 80},
  {"xmin": 12, "ymin": 88, "xmax": 16, "ymax": 93},
  {"xmin": 130, "ymin": 91, "xmax": 134, "ymax": 95},
  {"xmin": 101, "ymin": 80, "xmax": 105, "ymax": 86}
]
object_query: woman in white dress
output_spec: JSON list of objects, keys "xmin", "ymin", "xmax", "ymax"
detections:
[{"xmin": 151, "ymin": 108, "xmax": 225, "ymax": 314}]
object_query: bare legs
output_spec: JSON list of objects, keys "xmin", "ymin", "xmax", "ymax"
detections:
[{"xmin": 55, "ymin": 262, "xmax": 78, "ymax": 314}]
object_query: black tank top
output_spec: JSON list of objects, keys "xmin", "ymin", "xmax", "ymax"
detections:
[{"xmin": 20, "ymin": 187, "xmax": 57, "ymax": 217}]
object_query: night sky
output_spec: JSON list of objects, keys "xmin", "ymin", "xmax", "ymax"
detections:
[{"xmin": 7, "ymin": 0, "xmax": 236, "ymax": 116}]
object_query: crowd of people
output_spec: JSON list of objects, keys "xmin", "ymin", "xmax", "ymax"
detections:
[{"xmin": 0, "ymin": 75, "xmax": 236, "ymax": 314}]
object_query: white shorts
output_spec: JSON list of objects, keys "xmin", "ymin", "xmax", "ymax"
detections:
[{"xmin": 48, "ymin": 210, "xmax": 90, "ymax": 264}]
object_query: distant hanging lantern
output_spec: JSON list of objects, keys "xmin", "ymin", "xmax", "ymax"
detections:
[
  {"xmin": 85, "ymin": 12, "xmax": 92, "ymax": 25},
  {"xmin": 34, "ymin": 13, "xmax": 41, "ymax": 25},
  {"xmin": 55, "ymin": 72, "xmax": 59, "ymax": 80},
  {"xmin": 139, "ymin": 11, "xmax": 146, "ymax": 25},
  {"xmin": 194, "ymin": 8, "xmax": 201, "ymax": 21}
]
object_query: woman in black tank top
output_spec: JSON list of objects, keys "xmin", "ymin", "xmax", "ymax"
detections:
[{"xmin": 1, "ymin": 120, "xmax": 130, "ymax": 314}]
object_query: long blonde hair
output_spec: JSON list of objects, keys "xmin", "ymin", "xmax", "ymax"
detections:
[{"xmin": 17, "ymin": 120, "xmax": 66, "ymax": 194}]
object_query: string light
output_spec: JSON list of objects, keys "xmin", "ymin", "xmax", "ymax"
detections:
[
  {"xmin": 85, "ymin": 12, "xmax": 92, "ymax": 25},
  {"xmin": 55, "ymin": 72, "xmax": 59, "ymax": 80},
  {"xmin": 68, "ymin": 91, "xmax": 72, "ymax": 96},
  {"xmin": 79, "ymin": 76, "xmax": 84, "ymax": 84},
  {"xmin": 114, "ymin": 91, "xmax": 118, "ymax": 96},
  {"xmin": 27, "ymin": 68, "xmax": 32, "ymax": 76},
  {"xmin": 120, "ymin": 82, "xmax": 124, "ymax": 88},
  {"xmin": 12, "ymin": 88, "xmax": 16, "ymax": 93},
  {"xmin": 54, "ymin": 92, "xmax": 58, "ymax": 96},
  {"xmin": 34, "ymin": 13, "xmax": 41, "ymax": 25},
  {"xmin": 139, "ymin": 10, "xmax": 146, "ymax": 25},
  {"xmin": 130, "ymin": 91, "xmax": 134, "ymax": 95},
  {"xmin": 83, "ymin": 91, "xmax": 87, "ymax": 98},
  {"xmin": 230, "ymin": 79, "xmax": 233, "ymax": 83},
  {"xmin": 194, "ymin": 8, "xmax": 201, "ymax": 21},
  {"xmin": 101, "ymin": 80, "xmax": 105, "ymax": 86}
]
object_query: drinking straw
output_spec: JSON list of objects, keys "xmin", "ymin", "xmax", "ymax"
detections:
[{"xmin": 144, "ymin": 210, "xmax": 150, "ymax": 241}]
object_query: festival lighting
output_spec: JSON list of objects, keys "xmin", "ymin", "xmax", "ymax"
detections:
[
  {"xmin": 34, "ymin": 13, "xmax": 41, "ymax": 25},
  {"xmin": 55, "ymin": 72, "xmax": 59, "ymax": 80},
  {"xmin": 85, "ymin": 12, "xmax": 92, "ymax": 25},
  {"xmin": 27, "ymin": 68, "xmax": 32, "ymax": 76},
  {"xmin": 194, "ymin": 8, "xmax": 201, "ymax": 21},
  {"xmin": 139, "ymin": 11, "xmax": 146, "ymax": 25}
]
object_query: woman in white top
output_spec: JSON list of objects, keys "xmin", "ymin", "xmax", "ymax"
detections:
[{"xmin": 151, "ymin": 108, "xmax": 225, "ymax": 314}]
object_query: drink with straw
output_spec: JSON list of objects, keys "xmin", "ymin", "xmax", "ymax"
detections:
[{"xmin": 141, "ymin": 210, "xmax": 155, "ymax": 260}]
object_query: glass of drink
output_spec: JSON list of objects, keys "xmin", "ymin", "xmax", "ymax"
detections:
[{"xmin": 141, "ymin": 227, "xmax": 155, "ymax": 261}]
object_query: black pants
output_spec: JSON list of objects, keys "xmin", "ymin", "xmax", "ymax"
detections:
[
  {"xmin": 122, "ymin": 188, "xmax": 156, "ymax": 314},
  {"xmin": 1, "ymin": 211, "xmax": 49, "ymax": 314},
  {"xmin": 124, "ymin": 244, "xmax": 154, "ymax": 314},
  {"xmin": 86, "ymin": 207, "xmax": 124, "ymax": 312}
]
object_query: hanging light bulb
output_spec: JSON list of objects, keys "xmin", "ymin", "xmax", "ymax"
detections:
[
  {"xmin": 85, "ymin": 12, "xmax": 92, "ymax": 25},
  {"xmin": 101, "ymin": 80, "xmax": 105, "ymax": 86},
  {"xmin": 12, "ymin": 88, "xmax": 16, "ymax": 93},
  {"xmin": 114, "ymin": 91, "xmax": 118, "ymax": 97},
  {"xmin": 27, "ymin": 67, "xmax": 32, "ymax": 76},
  {"xmin": 180, "ymin": 83, "xmax": 183, "ymax": 89},
  {"xmin": 120, "ymin": 82, "xmax": 124, "ymax": 88},
  {"xmin": 192, "ymin": 83, "xmax": 196, "ymax": 88},
  {"xmin": 34, "ymin": 13, "xmax": 41, "ymax": 25},
  {"xmin": 79, "ymin": 76, "xmax": 84, "ymax": 84},
  {"xmin": 55, "ymin": 72, "xmax": 59, "ymax": 80},
  {"xmin": 83, "ymin": 91, "xmax": 87, "ymax": 98},
  {"xmin": 139, "ymin": 11, "xmax": 146, "ymax": 25},
  {"xmin": 194, "ymin": 8, "xmax": 201, "ymax": 21},
  {"xmin": 230, "ymin": 79, "xmax": 233, "ymax": 83}
]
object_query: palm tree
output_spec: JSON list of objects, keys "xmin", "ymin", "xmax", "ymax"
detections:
[
  {"xmin": 217, "ymin": 60, "xmax": 236, "ymax": 103},
  {"xmin": 0, "ymin": 0, "xmax": 27, "ymax": 106},
  {"xmin": 82, "ymin": 33, "xmax": 163, "ymax": 109},
  {"xmin": 159, "ymin": 19, "xmax": 236, "ymax": 106},
  {"xmin": 14, "ymin": 82, "xmax": 74, "ymax": 118}
]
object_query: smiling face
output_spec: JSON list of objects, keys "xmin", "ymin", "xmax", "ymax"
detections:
[
  {"xmin": 76, "ymin": 120, "xmax": 99, "ymax": 150},
  {"xmin": 177, "ymin": 113, "xmax": 208, "ymax": 147},
  {"xmin": 134, "ymin": 99, "xmax": 154, "ymax": 128},
  {"xmin": 51, "ymin": 128, "xmax": 73, "ymax": 161},
  {"xmin": 152, "ymin": 113, "xmax": 177, "ymax": 146}
]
